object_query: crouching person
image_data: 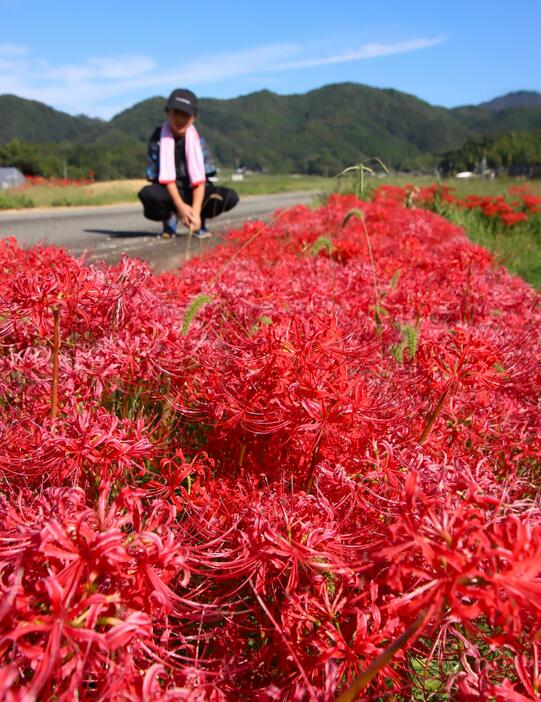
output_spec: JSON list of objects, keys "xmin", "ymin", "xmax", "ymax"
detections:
[{"xmin": 139, "ymin": 88, "xmax": 239, "ymax": 239}]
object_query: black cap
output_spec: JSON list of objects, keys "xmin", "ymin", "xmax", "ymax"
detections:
[{"xmin": 165, "ymin": 88, "xmax": 198, "ymax": 115}]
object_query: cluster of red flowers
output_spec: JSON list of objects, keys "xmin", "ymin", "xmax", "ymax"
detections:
[
  {"xmin": 20, "ymin": 173, "xmax": 95, "ymax": 188},
  {"xmin": 373, "ymin": 182, "xmax": 541, "ymax": 228},
  {"xmin": 0, "ymin": 194, "xmax": 539, "ymax": 701}
]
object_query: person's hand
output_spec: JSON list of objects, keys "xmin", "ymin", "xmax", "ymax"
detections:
[
  {"xmin": 190, "ymin": 213, "xmax": 201, "ymax": 232},
  {"xmin": 178, "ymin": 204, "xmax": 197, "ymax": 229}
]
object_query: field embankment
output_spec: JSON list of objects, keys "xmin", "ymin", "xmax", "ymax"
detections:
[
  {"xmin": 0, "ymin": 193, "xmax": 539, "ymax": 700},
  {"xmin": 0, "ymin": 174, "xmax": 334, "ymax": 210}
]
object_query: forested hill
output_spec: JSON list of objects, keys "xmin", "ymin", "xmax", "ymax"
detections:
[
  {"xmin": 1, "ymin": 83, "xmax": 541, "ymax": 178},
  {"xmin": 111, "ymin": 84, "xmax": 474, "ymax": 172},
  {"xmin": 0, "ymin": 94, "xmax": 106, "ymax": 143},
  {"xmin": 476, "ymin": 91, "xmax": 541, "ymax": 112},
  {"xmin": 440, "ymin": 128, "xmax": 541, "ymax": 177}
]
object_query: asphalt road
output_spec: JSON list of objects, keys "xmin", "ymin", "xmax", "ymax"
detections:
[{"xmin": 0, "ymin": 190, "xmax": 318, "ymax": 272}]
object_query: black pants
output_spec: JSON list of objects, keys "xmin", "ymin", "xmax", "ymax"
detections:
[{"xmin": 138, "ymin": 182, "xmax": 239, "ymax": 227}]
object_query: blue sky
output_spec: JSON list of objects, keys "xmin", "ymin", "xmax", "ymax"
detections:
[{"xmin": 1, "ymin": 0, "xmax": 540, "ymax": 119}]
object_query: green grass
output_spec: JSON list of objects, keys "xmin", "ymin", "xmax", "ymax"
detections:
[
  {"xmin": 219, "ymin": 172, "xmax": 333, "ymax": 196},
  {"xmin": 435, "ymin": 204, "xmax": 541, "ymax": 288},
  {"xmin": 0, "ymin": 191, "xmax": 36, "ymax": 209},
  {"xmin": 0, "ymin": 181, "xmax": 143, "ymax": 209}
]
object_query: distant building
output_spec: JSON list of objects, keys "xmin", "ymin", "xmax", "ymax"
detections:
[{"xmin": 0, "ymin": 167, "xmax": 25, "ymax": 189}]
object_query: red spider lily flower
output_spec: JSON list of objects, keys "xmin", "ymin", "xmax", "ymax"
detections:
[{"xmin": 0, "ymin": 191, "xmax": 539, "ymax": 699}]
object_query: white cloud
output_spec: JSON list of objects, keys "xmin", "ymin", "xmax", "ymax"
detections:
[
  {"xmin": 89, "ymin": 55, "xmax": 157, "ymax": 80},
  {"xmin": 46, "ymin": 55, "xmax": 157, "ymax": 82},
  {"xmin": 0, "ymin": 43, "xmax": 28, "ymax": 56},
  {"xmin": 158, "ymin": 43, "xmax": 300, "ymax": 86},
  {"xmin": 0, "ymin": 37, "xmax": 447, "ymax": 118},
  {"xmin": 276, "ymin": 36, "xmax": 447, "ymax": 70}
]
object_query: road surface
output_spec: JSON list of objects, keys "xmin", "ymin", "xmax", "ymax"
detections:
[{"xmin": 0, "ymin": 191, "xmax": 319, "ymax": 272}]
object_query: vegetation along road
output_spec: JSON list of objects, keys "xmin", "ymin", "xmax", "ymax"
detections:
[{"xmin": 0, "ymin": 190, "xmax": 318, "ymax": 272}]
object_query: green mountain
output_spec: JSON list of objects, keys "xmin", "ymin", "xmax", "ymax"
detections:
[
  {"xmin": 477, "ymin": 91, "xmax": 541, "ymax": 111},
  {"xmin": 451, "ymin": 105, "xmax": 541, "ymax": 135},
  {"xmin": 1, "ymin": 84, "xmax": 541, "ymax": 178},
  {"xmin": 0, "ymin": 94, "xmax": 108, "ymax": 144},
  {"xmin": 111, "ymin": 84, "xmax": 476, "ymax": 173}
]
